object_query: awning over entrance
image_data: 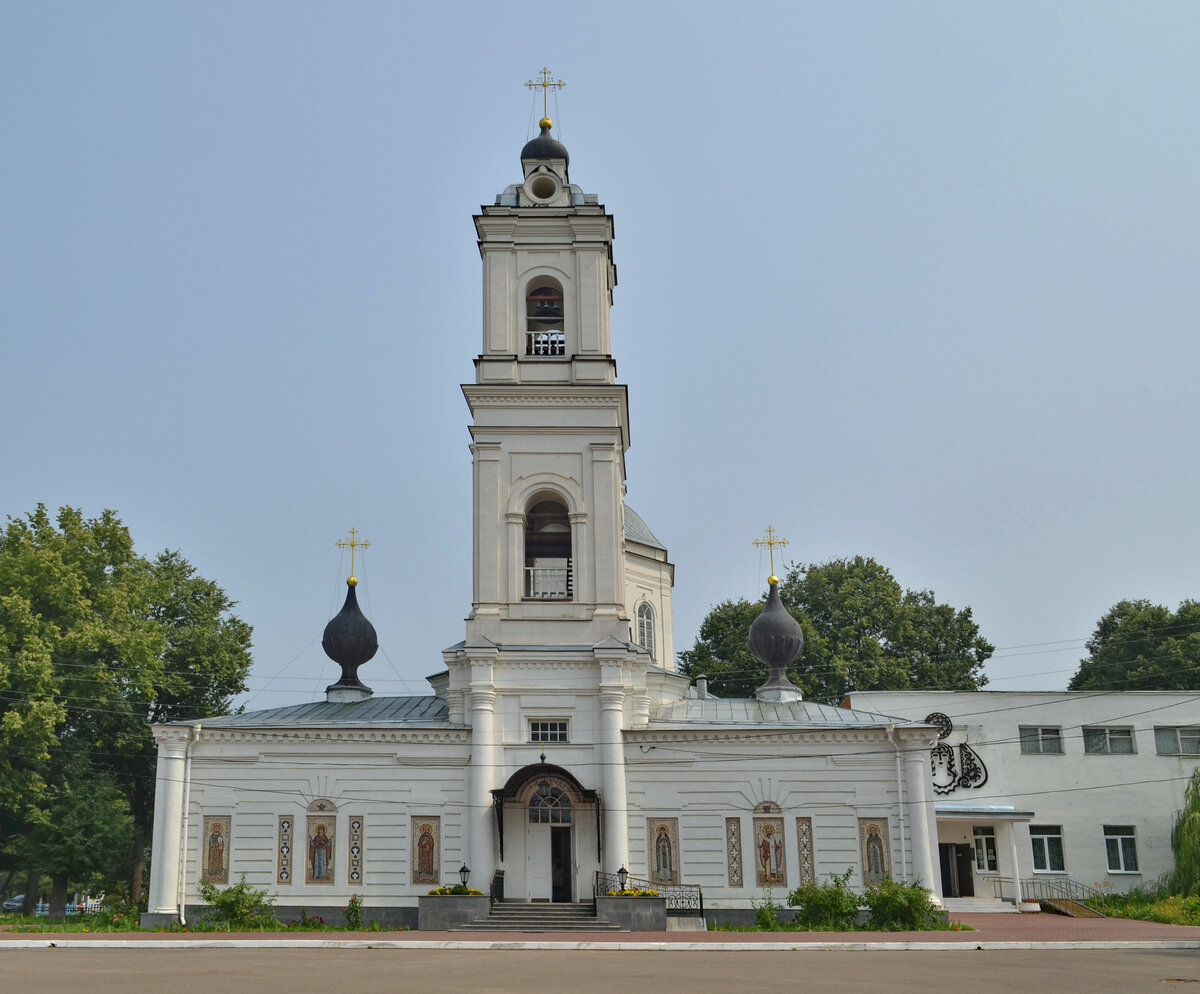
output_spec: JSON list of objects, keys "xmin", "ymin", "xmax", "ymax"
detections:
[
  {"xmin": 934, "ymin": 804, "xmax": 1035, "ymax": 822},
  {"xmin": 490, "ymin": 763, "xmax": 601, "ymax": 862}
]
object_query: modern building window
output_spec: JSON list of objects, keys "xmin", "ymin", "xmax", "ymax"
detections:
[
  {"xmin": 529, "ymin": 786, "xmax": 573, "ymax": 824},
  {"xmin": 1030, "ymin": 825, "xmax": 1066, "ymax": 872},
  {"xmin": 1019, "ymin": 727, "xmax": 1064, "ymax": 754},
  {"xmin": 1155, "ymin": 727, "xmax": 1200, "ymax": 755},
  {"xmin": 973, "ymin": 826, "xmax": 998, "ymax": 872},
  {"xmin": 526, "ymin": 280, "xmax": 565, "ymax": 357},
  {"xmin": 1103, "ymin": 825, "xmax": 1139, "ymax": 872},
  {"xmin": 529, "ymin": 720, "xmax": 569, "ymax": 743},
  {"xmin": 637, "ymin": 602, "xmax": 655, "ymax": 659},
  {"xmin": 524, "ymin": 499, "xmax": 572, "ymax": 600},
  {"xmin": 1083, "ymin": 727, "xmax": 1135, "ymax": 755}
]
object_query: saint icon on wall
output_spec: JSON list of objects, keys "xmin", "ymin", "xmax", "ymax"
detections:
[
  {"xmin": 309, "ymin": 823, "xmax": 332, "ymax": 881},
  {"xmin": 859, "ymin": 818, "xmax": 891, "ymax": 885},
  {"xmin": 646, "ymin": 818, "xmax": 680, "ymax": 885},
  {"xmin": 412, "ymin": 816, "xmax": 440, "ymax": 885},
  {"xmin": 202, "ymin": 816, "xmax": 230, "ymax": 883},
  {"xmin": 753, "ymin": 817, "xmax": 786, "ymax": 886}
]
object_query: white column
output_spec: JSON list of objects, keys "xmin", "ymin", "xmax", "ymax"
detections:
[
  {"xmin": 903, "ymin": 746, "xmax": 942, "ymax": 907},
  {"xmin": 1008, "ymin": 824, "xmax": 1024, "ymax": 906},
  {"xmin": 467, "ymin": 653, "xmax": 499, "ymax": 887},
  {"xmin": 598, "ymin": 657, "xmax": 629, "ymax": 874},
  {"xmin": 147, "ymin": 729, "xmax": 190, "ymax": 915}
]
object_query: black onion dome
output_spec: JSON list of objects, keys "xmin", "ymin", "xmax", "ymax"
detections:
[
  {"xmin": 521, "ymin": 122, "xmax": 570, "ymax": 166},
  {"xmin": 322, "ymin": 580, "xmax": 377, "ymax": 689},
  {"xmin": 749, "ymin": 582, "xmax": 805, "ymax": 667}
]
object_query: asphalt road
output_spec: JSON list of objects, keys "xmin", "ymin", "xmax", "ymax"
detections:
[{"xmin": 4, "ymin": 948, "xmax": 1200, "ymax": 993}]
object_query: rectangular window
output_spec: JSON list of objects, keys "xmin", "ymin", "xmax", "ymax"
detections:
[
  {"xmin": 1083, "ymin": 727, "xmax": 1135, "ymax": 755},
  {"xmin": 1030, "ymin": 825, "xmax": 1065, "ymax": 872},
  {"xmin": 1020, "ymin": 726, "xmax": 1064, "ymax": 754},
  {"xmin": 1103, "ymin": 825, "xmax": 1139, "ymax": 872},
  {"xmin": 1155, "ymin": 727, "xmax": 1200, "ymax": 755},
  {"xmin": 529, "ymin": 719, "xmax": 569, "ymax": 743},
  {"xmin": 973, "ymin": 826, "xmax": 998, "ymax": 872}
]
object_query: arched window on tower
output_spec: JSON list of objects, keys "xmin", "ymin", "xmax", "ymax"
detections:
[
  {"xmin": 526, "ymin": 279, "xmax": 565, "ymax": 357},
  {"xmin": 524, "ymin": 499, "xmax": 572, "ymax": 600},
  {"xmin": 637, "ymin": 602, "xmax": 656, "ymax": 659}
]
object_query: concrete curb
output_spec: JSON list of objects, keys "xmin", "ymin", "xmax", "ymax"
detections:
[{"xmin": 2, "ymin": 938, "xmax": 1199, "ymax": 951}]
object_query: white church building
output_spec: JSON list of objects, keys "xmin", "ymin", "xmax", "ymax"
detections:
[{"xmin": 142, "ymin": 118, "xmax": 947, "ymax": 928}]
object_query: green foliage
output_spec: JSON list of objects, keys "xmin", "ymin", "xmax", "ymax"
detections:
[
  {"xmin": 1170, "ymin": 769, "xmax": 1200, "ymax": 897},
  {"xmin": 1069, "ymin": 599, "xmax": 1200, "ymax": 691},
  {"xmin": 1088, "ymin": 886, "xmax": 1200, "ymax": 926},
  {"xmin": 786, "ymin": 869, "xmax": 860, "ymax": 930},
  {"xmin": 605, "ymin": 889, "xmax": 660, "ymax": 897},
  {"xmin": 680, "ymin": 557, "xmax": 992, "ymax": 702},
  {"xmin": 197, "ymin": 877, "xmax": 279, "ymax": 931},
  {"xmin": 427, "ymin": 885, "xmax": 484, "ymax": 895},
  {"xmin": 751, "ymin": 886, "xmax": 784, "ymax": 930},
  {"xmin": 344, "ymin": 893, "xmax": 363, "ymax": 929},
  {"xmin": 861, "ymin": 878, "xmax": 942, "ymax": 930},
  {"xmin": 0, "ymin": 504, "xmax": 253, "ymax": 906}
]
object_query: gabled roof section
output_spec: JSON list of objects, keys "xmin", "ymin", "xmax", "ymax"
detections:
[
  {"xmin": 624, "ymin": 505, "xmax": 665, "ymax": 550},
  {"xmin": 187, "ymin": 695, "xmax": 452, "ymax": 729},
  {"xmin": 647, "ymin": 698, "xmax": 931, "ymax": 730}
]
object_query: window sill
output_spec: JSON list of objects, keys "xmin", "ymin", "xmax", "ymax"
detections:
[
  {"xmin": 1031, "ymin": 870, "xmax": 1069, "ymax": 875},
  {"xmin": 1106, "ymin": 870, "xmax": 1142, "ymax": 876}
]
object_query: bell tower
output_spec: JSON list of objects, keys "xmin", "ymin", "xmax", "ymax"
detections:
[{"xmin": 463, "ymin": 117, "xmax": 630, "ymax": 647}]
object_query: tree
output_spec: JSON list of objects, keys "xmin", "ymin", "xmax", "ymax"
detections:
[
  {"xmin": 679, "ymin": 556, "xmax": 992, "ymax": 703},
  {"xmin": 0, "ymin": 505, "xmax": 252, "ymax": 911},
  {"xmin": 1068, "ymin": 599, "xmax": 1200, "ymax": 691},
  {"xmin": 1171, "ymin": 768, "xmax": 1200, "ymax": 896}
]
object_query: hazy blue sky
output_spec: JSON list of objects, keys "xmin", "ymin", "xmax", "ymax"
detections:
[{"xmin": 2, "ymin": 2, "xmax": 1196, "ymax": 710}]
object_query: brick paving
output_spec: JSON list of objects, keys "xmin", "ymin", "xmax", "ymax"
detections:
[{"xmin": 0, "ymin": 911, "xmax": 1197, "ymax": 948}]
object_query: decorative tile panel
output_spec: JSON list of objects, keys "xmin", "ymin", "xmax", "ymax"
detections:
[
  {"xmin": 795, "ymin": 817, "xmax": 815, "ymax": 887},
  {"xmin": 202, "ymin": 815, "xmax": 230, "ymax": 884},
  {"xmin": 348, "ymin": 815, "xmax": 364, "ymax": 886},
  {"xmin": 412, "ymin": 816, "xmax": 440, "ymax": 886},
  {"xmin": 725, "ymin": 817, "xmax": 743, "ymax": 887},
  {"xmin": 277, "ymin": 815, "xmax": 293, "ymax": 885},
  {"xmin": 647, "ymin": 817, "xmax": 680, "ymax": 886}
]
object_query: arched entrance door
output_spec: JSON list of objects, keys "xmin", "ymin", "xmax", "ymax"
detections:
[{"xmin": 491, "ymin": 765, "xmax": 600, "ymax": 903}]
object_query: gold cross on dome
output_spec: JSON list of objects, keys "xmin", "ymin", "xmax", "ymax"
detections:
[
  {"xmin": 336, "ymin": 528, "xmax": 370, "ymax": 579},
  {"xmin": 753, "ymin": 526, "xmax": 789, "ymax": 580},
  {"xmin": 525, "ymin": 67, "xmax": 565, "ymax": 119}
]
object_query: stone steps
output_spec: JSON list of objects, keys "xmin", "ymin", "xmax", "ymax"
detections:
[{"xmin": 454, "ymin": 901, "xmax": 624, "ymax": 932}]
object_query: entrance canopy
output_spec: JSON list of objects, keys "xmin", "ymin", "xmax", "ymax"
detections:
[
  {"xmin": 491, "ymin": 763, "xmax": 601, "ymax": 861},
  {"xmin": 935, "ymin": 804, "xmax": 1034, "ymax": 822}
]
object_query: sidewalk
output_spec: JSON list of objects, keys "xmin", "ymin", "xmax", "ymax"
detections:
[{"xmin": 1, "ymin": 913, "xmax": 1198, "ymax": 950}]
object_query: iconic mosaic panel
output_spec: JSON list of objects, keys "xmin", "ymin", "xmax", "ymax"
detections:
[
  {"xmin": 647, "ymin": 818, "xmax": 680, "ymax": 886},
  {"xmin": 348, "ymin": 815, "xmax": 364, "ymax": 886},
  {"xmin": 306, "ymin": 799, "xmax": 337, "ymax": 885},
  {"xmin": 795, "ymin": 817, "xmax": 815, "ymax": 887},
  {"xmin": 725, "ymin": 817, "xmax": 743, "ymax": 887},
  {"xmin": 202, "ymin": 815, "xmax": 230, "ymax": 884},
  {"xmin": 412, "ymin": 816, "xmax": 440, "ymax": 886},
  {"xmin": 859, "ymin": 817, "xmax": 891, "ymax": 885},
  {"xmin": 277, "ymin": 815, "xmax": 293, "ymax": 885},
  {"xmin": 753, "ymin": 816, "xmax": 786, "ymax": 887}
]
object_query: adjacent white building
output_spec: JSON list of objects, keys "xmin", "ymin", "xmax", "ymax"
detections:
[
  {"xmin": 142, "ymin": 120, "xmax": 944, "ymax": 927},
  {"xmin": 847, "ymin": 691, "xmax": 1200, "ymax": 904}
]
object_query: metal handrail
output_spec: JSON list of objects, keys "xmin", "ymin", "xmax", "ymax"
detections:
[
  {"xmin": 594, "ymin": 869, "xmax": 704, "ymax": 916},
  {"xmin": 990, "ymin": 874, "xmax": 1106, "ymax": 904}
]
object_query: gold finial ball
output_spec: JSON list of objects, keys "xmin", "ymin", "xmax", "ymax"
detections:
[
  {"xmin": 768, "ymin": 575, "xmax": 779, "ymax": 586},
  {"xmin": 540, "ymin": 117, "xmax": 553, "ymax": 130},
  {"xmin": 347, "ymin": 576, "xmax": 358, "ymax": 587}
]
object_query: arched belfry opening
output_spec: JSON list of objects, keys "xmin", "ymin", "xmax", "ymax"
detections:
[
  {"xmin": 524, "ymin": 498, "xmax": 572, "ymax": 600},
  {"xmin": 525, "ymin": 278, "xmax": 565, "ymax": 357}
]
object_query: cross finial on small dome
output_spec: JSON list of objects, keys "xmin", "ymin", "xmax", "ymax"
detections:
[
  {"xmin": 753, "ymin": 525, "xmax": 789, "ymax": 584},
  {"xmin": 336, "ymin": 528, "xmax": 370, "ymax": 585}
]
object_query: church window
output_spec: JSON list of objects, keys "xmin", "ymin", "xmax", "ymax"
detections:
[
  {"xmin": 1103, "ymin": 825, "xmax": 1139, "ymax": 872},
  {"xmin": 637, "ymin": 602, "xmax": 655, "ymax": 659},
  {"xmin": 529, "ymin": 719, "xmax": 569, "ymax": 743},
  {"xmin": 524, "ymin": 499, "xmax": 572, "ymax": 600},
  {"xmin": 525, "ymin": 280, "xmax": 565, "ymax": 357},
  {"xmin": 529, "ymin": 786, "xmax": 573, "ymax": 825}
]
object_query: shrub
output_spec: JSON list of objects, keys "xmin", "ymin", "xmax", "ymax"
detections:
[
  {"xmin": 786, "ymin": 870, "xmax": 859, "ymax": 930},
  {"xmin": 751, "ymin": 886, "xmax": 784, "ymax": 931},
  {"xmin": 197, "ymin": 876, "xmax": 279, "ymax": 931},
  {"xmin": 344, "ymin": 894, "xmax": 363, "ymax": 930},
  {"xmin": 862, "ymin": 878, "xmax": 941, "ymax": 930},
  {"xmin": 427, "ymin": 885, "xmax": 484, "ymax": 896}
]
